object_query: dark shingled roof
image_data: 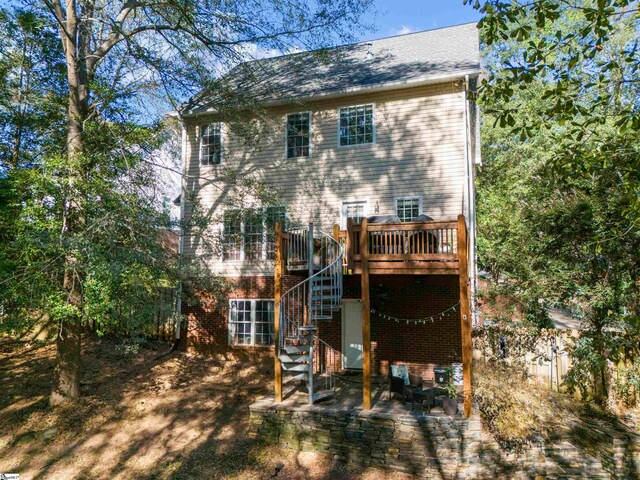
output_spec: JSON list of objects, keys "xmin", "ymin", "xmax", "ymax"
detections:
[{"xmin": 181, "ymin": 22, "xmax": 481, "ymax": 116}]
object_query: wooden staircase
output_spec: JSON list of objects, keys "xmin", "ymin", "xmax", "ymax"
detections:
[{"xmin": 278, "ymin": 225, "xmax": 343, "ymax": 404}]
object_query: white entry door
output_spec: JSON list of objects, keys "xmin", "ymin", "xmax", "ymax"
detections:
[{"xmin": 342, "ymin": 300, "xmax": 363, "ymax": 369}]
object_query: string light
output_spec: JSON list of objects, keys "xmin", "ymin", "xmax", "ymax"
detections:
[{"xmin": 370, "ymin": 303, "xmax": 460, "ymax": 325}]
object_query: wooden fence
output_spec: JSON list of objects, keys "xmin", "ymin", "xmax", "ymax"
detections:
[
  {"xmin": 473, "ymin": 327, "xmax": 577, "ymax": 392},
  {"xmin": 150, "ymin": 287, "xmax": 178, "ymax": 341}
]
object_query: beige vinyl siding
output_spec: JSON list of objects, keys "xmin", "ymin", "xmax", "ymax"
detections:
[{"xmin": 182, "ymin": 81, "xmax": 470, "ymax": 276}]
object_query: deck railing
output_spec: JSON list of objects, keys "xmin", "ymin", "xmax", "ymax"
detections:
[{"xmin": 345, "ymin": 219, "xmax": 462, "ymax": 274}]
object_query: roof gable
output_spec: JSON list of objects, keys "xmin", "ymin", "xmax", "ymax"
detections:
[{"xmin": 181, "ymin": 22, "xmax": 481, "ymax": 116}]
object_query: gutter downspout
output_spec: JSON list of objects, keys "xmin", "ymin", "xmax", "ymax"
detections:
[
  {"xmin": 463, "ymin": 75, "xmax": 479, "ymax": 326},
  {"xmin": 175, "ymin": 123, "xmax": 188, "ymax": 342}
]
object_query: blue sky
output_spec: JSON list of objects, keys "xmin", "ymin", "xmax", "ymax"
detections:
[{"xmin": 360, "ymin": 0, "xmax": 480, "ymax": 41}]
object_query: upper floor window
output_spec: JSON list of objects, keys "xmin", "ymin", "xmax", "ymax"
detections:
[
  {"xmin": 228, "ymin": 299, "xmax": 275, "ymax": 347},
  {"xmin": 286, "ymin": 112, "xmax": 311, "ymax": 158},
  {"xmin": 200, "ymin": 123, "xmax": 222, "ymax": 165},
  {"xmin": 339, "ymin": 104, "xmax": 374, "ymax": 146},
  {"xmin": 396, "ymin": 197, "xmax": 421, "ymax": 222},
  {"xmin": 341, "ymin": 200, "xmax": 368, "ymax": 229},
  {"xmin": 222, "ymin": 206, "xmax": 286, "ymax": 261}
]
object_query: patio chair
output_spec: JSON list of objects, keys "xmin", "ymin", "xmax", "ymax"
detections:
[{"xmin": 389, "ymin": 365, "xmax": 424, "ymax": 410}]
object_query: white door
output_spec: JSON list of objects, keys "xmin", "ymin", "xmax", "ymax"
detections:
[{"xmin": 342, "ymin": 300, "xmax": 363, "ymax": 369}]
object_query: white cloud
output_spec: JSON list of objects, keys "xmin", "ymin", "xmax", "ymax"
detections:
[{"xmin": 390, "ymin": 25, "xmax": 415, "ymax": 36}]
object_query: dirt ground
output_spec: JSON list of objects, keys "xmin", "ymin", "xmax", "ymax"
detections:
[{"xmin": 0, "ymin": 337, "xmax": 413, "ymax": 480}]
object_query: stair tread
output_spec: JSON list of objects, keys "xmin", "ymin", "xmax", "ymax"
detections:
[
  {"xmin": 278, "ymin": 353, "xmax": 309, "ymax": 363},
  {"xmin": 282, "ymin": 345, "xmax": 312, "ymax": 353},
  {"xmin": 281, "ymin": 363, "xmax": 310, "ymax": 372},
  {"xmin": 312, "ymin": 389, "xmax": 336, "ymax": 402}
]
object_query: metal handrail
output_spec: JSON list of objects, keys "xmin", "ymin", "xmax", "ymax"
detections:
[{"xmin": 279, "ymin": 224, "xmax": 343, "ymax": 401}]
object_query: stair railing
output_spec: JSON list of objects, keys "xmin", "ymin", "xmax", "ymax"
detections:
[{"xmin": 279, "ymin": 224, "xmax": 344, "ymax": 402}]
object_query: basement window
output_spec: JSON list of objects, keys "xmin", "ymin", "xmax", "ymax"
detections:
[{"xmin": 228, "ymin": 299, "xmax": 275, "ymax": 347}]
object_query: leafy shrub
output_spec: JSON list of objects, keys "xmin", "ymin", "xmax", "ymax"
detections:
[
  {"xmin": 614, "ymin": 360, "xmax": 640, "ymax": 408},
  {"xmin": 474, "ymin": 361, "xmax": 572, "ymax": 451}
]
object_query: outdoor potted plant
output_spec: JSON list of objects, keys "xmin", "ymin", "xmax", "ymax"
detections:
[{"xmin": 441, "ymin": 367, "xmax": 458, "ymax": 416}]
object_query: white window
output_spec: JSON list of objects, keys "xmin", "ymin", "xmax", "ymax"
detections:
[
  {"xmin": 339, "ymin": 104, "xmax": 374, "ymax": 146},
  {"xmin": 396, "ymin": 197, "xmax": 421, "ymax": 222},
  {"xmin": 286, "ymin": 112, "xmax": 311, "ymax": 158},
  {"xmin": 341, "ymin": 200, "xmax": 368, "ymax": 229},
  {"xmin": 222, "ymin": 206, "xmax": 286, "ymax": 261},
  {"xmin": 228, "ymin": 299, "xmax": 275, "ymax": 346},
  {"xmin": 200, "ymin": 123, "xmax": 222, "ymax": 165}
]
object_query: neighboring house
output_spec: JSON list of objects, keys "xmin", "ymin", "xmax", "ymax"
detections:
[{"xmin": 177, "ymin": 23, "xmax": 481, "ymax": 414}]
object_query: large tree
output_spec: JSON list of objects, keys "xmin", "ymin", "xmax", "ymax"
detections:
[
  {"xmin": 0, "ymin": 0, "xmax": 373, "ymax": 406},
  {"xmin": 471, "ymin": 0, "xmax": 640, "ymax": 402}
]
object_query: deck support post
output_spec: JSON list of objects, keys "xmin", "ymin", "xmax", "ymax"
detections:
[
  {"xmin": 360, "ymin": 218, "xmax": 372, "ymax": 410},
  {"xmin": 457, "ymin": 214, "xmax": 472, "ymax": 417},
  {"xmin": 274, "ymin": 221, "xmax": 284, "ymax": 403}
]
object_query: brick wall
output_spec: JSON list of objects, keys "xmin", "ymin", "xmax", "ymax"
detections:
[
  {"xmin": 181, "ymin": 273, "xmax": 462, "ymax": 381},
  {"xmin": 321, "ymin": 275, "xmax": 462, "ymax": 381},
  {"xmin": 180, "ymin": 274, "xmax": 301, "ymax": 357}
]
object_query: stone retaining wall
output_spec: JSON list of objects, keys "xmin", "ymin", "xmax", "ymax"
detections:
[
  {"xmin": 248, "ymin": 398, "xmax": 636, "ymax": 478},
  {"xmin": 249, "ymin": 398, "xmax": 482, "ymax": 477}
]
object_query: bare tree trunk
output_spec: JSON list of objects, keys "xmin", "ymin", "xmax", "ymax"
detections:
[
  {"xmin": 50, "ymin": 0, "xmax": 86, "ymax": 406},
  {"xmin": 50, "ymin": 316, "xmax": 81, "ymax": 405}
]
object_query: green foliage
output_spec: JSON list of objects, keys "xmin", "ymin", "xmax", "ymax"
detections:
[
  {"xmin": 614, "ymin": 359, "xmax": 640, "ymax": 407},
  {"xmin": 0, "ymin": 121, "xmax": 178, "ymax": 338},
  {"xmin": 472, "ymin": 0, "xmax": 640, "ymax": 405},
  {"xmin": 0, "ymin": 6, "xmax": 66, "ymax": 170},
  {"xmin": 564, "ymin": 335, "xmax": 610, "ymax": 399}
]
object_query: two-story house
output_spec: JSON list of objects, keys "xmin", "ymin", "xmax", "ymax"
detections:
[{"xmin": 177, "ymin": 23, "xmax": 481, "ymax": 416}]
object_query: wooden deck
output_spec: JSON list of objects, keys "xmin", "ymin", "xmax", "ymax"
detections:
[
  {"xmin": 275, "ymin": 215, "xmax": 473, "ymax": 417},
  {"xmin": 343, "ymin": 218, "xmax": 463, "ymax": 275}
]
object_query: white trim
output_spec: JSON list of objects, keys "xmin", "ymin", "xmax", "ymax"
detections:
[
  {"xmin": 341, "ymin": 299, "xmax": 363, "ymax": 370},
  {"xmin": 176, "ymin": 124, "xmax": 188, "ymax": 340},
  {"xmin": 340, "ymin": 199, "xmax": 369, "ymax": 229},
  {"xmin": 199, "ymin": 122, "xmax": 224, "ymax": 166},
  {"xmin": 337, "ymin": 103, "xmax": 376, "ymax": 148},
  {"xmin": 285, "ymin": 111, "xmax": 313, "ymax": 159},
  {"xmin": 463, "ymin": 75, "xmax": 479, "ymax": 325},
  {"xmin": 228, "ymin": 298, "xmax": 275, "ymax": 347},
  {"xmin": 220, "ymin": 206, "xmax": 286, "ymax": 263},
  {"xmin": 394, "ymin": 195, "xmax": 423, "ymax": 221},
  {"xmin": 180, "ymin": 71, "xmax": 482, "ymax": 118}
]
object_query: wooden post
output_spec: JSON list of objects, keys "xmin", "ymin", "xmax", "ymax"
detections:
[
  {"xmin": 274, "ymin": 221, "xmax": 284, "ymax": 402},
  {"xmin": 333, "ymin": 223, "xmax": 341, "ymax": 273},
  {"xmin": 346, "ymin": 218, "xmax": 354, "ymax": 270},
  {"xmin": 360, "ymin": 218, "xmax": 372, "ymax": 410},
  {"xmin": 457, "ymin": 214, "xmax": 472, "ymax": 417}
]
